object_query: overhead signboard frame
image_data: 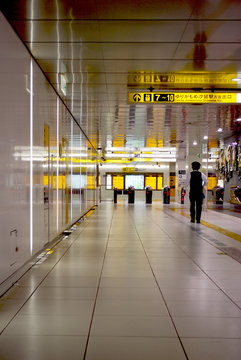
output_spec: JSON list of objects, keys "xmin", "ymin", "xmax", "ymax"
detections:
[
  {"xmin": 128, "ymin": 72, "xmax": 239, "ymax": 88},
  {"xmin": 128, "ymin": 92, "xmax": 240, "ymax": 104}
]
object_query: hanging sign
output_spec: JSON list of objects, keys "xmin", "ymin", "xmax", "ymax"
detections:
[
  {"xmin": 128, "ymin": 73, "xmax": 238, "ymax": 87},
  {"xmin": 128, "ymin": 92, "xmax": 238, "ymax": 104}
]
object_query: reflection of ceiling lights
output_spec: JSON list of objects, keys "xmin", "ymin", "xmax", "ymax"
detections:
[
  {"xmin": 235, "ymin": 118, "xmax": 241, "ymax": 122},
  {"xmin": 217, "ymin": 128, "xmax": 223, "ymax": 132},
  {"xmin": 193, "ymin": 140, "xmax": 197, "ymax": 145},
  {"xmin": 203, "ymin": 136, "xmax": 208, "ymax": 140},
  {"xmin": 232, "ymin": 78, "xmax": 241, "ymax": 82}
]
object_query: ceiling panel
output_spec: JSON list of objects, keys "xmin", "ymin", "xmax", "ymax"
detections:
[
  {"xmin": 190, "ymin": 1, "xmax": 241, "ymax": 20},
  {"xmin": 181, "ymin": 20, "xmax": 241, "ymax": 42},
  {"xmin": 167, "ymin": 59, "xmax": 241, "ymax": 72},
  {"xmin": 99, "ymin": 21, "xmax": 188, "ymax": 42},
  {"xmin": 37, "ymin": 59, "xmax": 105, "ymax": 73},
  {"xmin": 174, "ymin": 43, "xmax": 241, "ymax": 60},
  {"xmin": 96, "ymin": 0, "xmax": 193, "ymax": 20},
  {"xmin": 1, "ymin": 0, "xmax": 240, "ymax": 153},
  {"xmin": 102, "ymin": 60, "xmax": 171, "ymax": 73},
  {"xmin": 101, "ymin": 43, "xmax": 178, "ymax": 60},
  {"xmin": 29, "ymin": 43, "xmax": 103, "ymax": 60},
  {"xmin": 11, "ymin": 20, "xmax": 101, "ymax": 42},
  {"xmin": 0, "ymin": 0, "xmax": 98, "ymax": 19}
]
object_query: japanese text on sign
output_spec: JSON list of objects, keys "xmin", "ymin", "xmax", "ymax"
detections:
[{"xmin": 128, "ymin": 73, "xmax": 238, "ymax": 86}]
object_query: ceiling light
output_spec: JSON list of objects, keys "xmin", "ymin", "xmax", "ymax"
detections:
[
  {"xmin": 217, "ymin": 128, "xmax": 223, "ymax": 132},
  {"xmin": 193, "ymin": 140, "xmax": 197, "ymax": 145},
  {"xmin": 232, "ymin": 78, "xmax": 241, "ymax": 82},
  {"xmin": 203, "ymin": 136, "xmax": 208, "ymax": 140}
]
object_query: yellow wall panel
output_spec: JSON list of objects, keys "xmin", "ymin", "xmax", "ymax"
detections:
[
  {"xmin": 157, "ymin": 176, "xmax": 163, "ymax": 190},
  {"xmin": 113, "ymin": 175, "xmax": 124, "ymax": 189},
  {"xmin": 145, "ymin": 176, "xmax": 157, "ymax": 190}
]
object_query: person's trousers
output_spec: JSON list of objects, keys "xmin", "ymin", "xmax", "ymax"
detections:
[{"xmin": 189, "ymin": 194, "xmax": 203, "ymax": 222}]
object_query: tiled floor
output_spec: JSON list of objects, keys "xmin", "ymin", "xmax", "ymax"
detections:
[{"xmin": 0, "ymin": 201, "xmax": 241, "ymax": 360}]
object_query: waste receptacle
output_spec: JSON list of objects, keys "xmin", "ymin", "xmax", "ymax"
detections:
[
  {"xmin": 180, "ymin": 187, "xmax": 186, "ymax": 204},
  {"xmin": 212, "ymin": 186, "xmax": 224, "ymax": 204},
  {"xmin": 230, "ymin": 186, "xmax": 241, "ymax": 204},
  {"xmin": 145, "ymin": 186, "xmax": 152, "ymax": 204},
  {"xmin": 163, "ymin": 186, "xmax": 170, "ymax": 204},
  {"xmin": 128, "ymin": 187, "xmax": 135, "ymax": 204}
]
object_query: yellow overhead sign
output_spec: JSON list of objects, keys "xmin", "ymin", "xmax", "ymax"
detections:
[
  {"xmin": 128, "ymin": 73, "xmax": 238, "ymax": 87},
  {"xmin": 128, "ymin": 92, "xmax": 237, "ymax": 104},
  {"xmin": 122, "ymin": 167, "xmax": 135, "ymax": 173}
]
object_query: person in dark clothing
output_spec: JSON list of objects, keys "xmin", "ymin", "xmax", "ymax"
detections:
[{"xmin": 188, "ymin": 161, "xmax": 208, "ymax": 223}]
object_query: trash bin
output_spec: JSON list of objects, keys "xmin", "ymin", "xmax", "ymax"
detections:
[
  {"xmin": 128, "ymin": 187, "xmax": 135, "ymax": 204},
  {"xmin": 180, "ymin": 187, "xmax": 186, "ymax": 204},
  {"xmin": 145, "ymin": 186, "xmax": 152, "ymax": 204},
  {"xmin": 212, "ymin": 186, "xmax": 224, "ymax": 204},
  {"xmin": 230, "ymin": 186, "xmax": 241, "ymax": 204},
  {"xmin": 163, "ymin": 186, "xmax": 170, "ymax": 204}
]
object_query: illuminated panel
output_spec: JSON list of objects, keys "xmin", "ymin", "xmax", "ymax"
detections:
[
  {"xmin": 145, "ymin": 176, "xmax": 157, "ymax": 190},
  {"xmin": 106, "ymin": 175, "xmax": 112, "ymax": 189},
  {"xmin": 52, "ymin": 175, "xmax": 66, "ymax": 189},
  {"xmin": 125, "ymin": 175, "xmax": 144, "ymax": 189},
  {"xmin": 128, "ymin": 92, "xmax": 237, "ymax": 104},
  {"xmin": 208, "ymin": 176, "xmax": 217, "ymax": 190},
  {"xmin": 122, "ymin": 167, "xmax": 135, "ymax": 173},
  {"xmin": 87, "ymin": 175, "xmax": 95, "ymax": 189},
  {"xmin": 113, "ymin": 175, "xmax": 124, "ymax": 190},
  {"xmin": 208, "ymin": 139, "xmax": 219, "ymax": 148},
  {"xmin": 146, "ymin": 137, "xmax": 157, "ymax": 147},
  {"xmin": 113, "ymin": 136, "xmax": 125, "ymax": 147},
  {"xmin": 157, "ymin": 176, "xmax": 163, "ymax": 190},
  {"xmin": 158, "ymin": 139, "xmax": 164, "ymax": 147},
  {"xmin": 128, "ymin": 73, "xmax": 238, "ymax": 87}
]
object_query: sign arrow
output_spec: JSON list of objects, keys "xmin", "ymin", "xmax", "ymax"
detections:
[{"xmin": 133, "ymin": 94, "xmax": 141, "ymax": 102}]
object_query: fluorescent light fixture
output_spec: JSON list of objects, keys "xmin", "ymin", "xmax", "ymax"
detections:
[
  {"xmin": 30, "ymin": 59, "xmax": 33, "ymax": 255},
  {"xmin": 203, "ymin": 136, "xmax": 208, "ymax": 140},
  {"xmin": 56, "ymin": 98, "xmax": 59, "ymax": 231},
  {"xmin": 71, "ymin": 119, "xmax": 73, "ymax": 221},
  {"xmin": 217, "ymin": 128, "xmax": 223, "ymax": 132}
]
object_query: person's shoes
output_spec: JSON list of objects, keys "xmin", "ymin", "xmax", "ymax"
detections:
[
  {"xmin": 191, "ymin": 219, "xmax": 195, "ymax": 223},
  {"xmin": 196, "ymin": 220, "xmax": 200, "ymax": 223}
]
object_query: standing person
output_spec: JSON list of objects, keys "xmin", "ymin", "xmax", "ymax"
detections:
[{"xmin": 188, "ymin": 161, "xmax": 208, "ymax": 223}]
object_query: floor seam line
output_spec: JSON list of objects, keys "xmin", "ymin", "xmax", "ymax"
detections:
[{"xmin": 82, "ymin": 205, "xmax": 115, "ymax": 360}]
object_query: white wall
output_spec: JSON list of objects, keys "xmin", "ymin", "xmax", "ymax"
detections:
[{"xmin": 0, "ymin": 13, "xmax": 97, "ymax": 292}]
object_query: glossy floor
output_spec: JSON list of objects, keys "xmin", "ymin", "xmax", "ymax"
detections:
[{"xmin": 0, "ymin": 201, "xmax": 241, "ymax": 360}]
